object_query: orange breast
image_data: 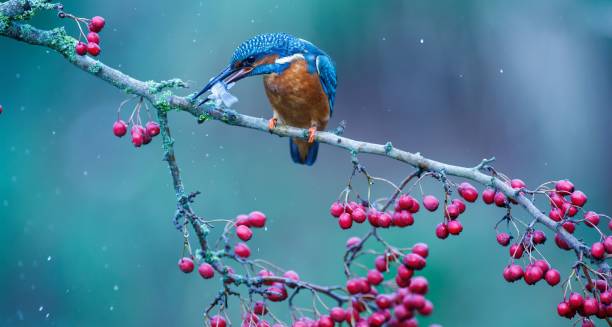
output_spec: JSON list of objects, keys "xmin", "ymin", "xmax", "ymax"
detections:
[{"xmin": 263, "ymin": 59, "xmax": 330, "ymax": 130}]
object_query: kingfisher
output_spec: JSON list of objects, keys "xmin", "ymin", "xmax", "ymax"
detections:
[{"xmin": 193, "ymin": 33, "xmax": 337, "ymax": 166}]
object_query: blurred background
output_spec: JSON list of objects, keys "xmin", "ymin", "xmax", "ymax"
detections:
[{"xmin": 1, "ymin": 0, "xmax": 611, "ymax": 326}]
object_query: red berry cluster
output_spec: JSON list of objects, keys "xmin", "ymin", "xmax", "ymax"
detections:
[
  {"xmin": 113, "ymin": 98, "xmax": 160, "ymax": 147},
  {"xmin": 57, "ymin": 9, "xmax": 105, "ymax": 57}
]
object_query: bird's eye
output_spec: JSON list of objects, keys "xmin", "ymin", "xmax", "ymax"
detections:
[{"xmin": 243, "ymin": 55, "xmax": 257, "ymax": 66}]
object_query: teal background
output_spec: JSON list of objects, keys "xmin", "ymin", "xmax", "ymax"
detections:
[{"xmin": 1, "ymin": 0, "xmax": 611, "ymax": 326}]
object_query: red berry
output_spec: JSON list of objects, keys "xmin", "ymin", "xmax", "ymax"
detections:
[
  {"xmin": 318, "ymin": 315, "xmax": 334, "ymax": 327},
  {"xmin": 557, "ymin": 301, "xmax": 572, "ymax": 317},
  {"xmin": 532, "ymin": 230, "xmax": 547, "ymax": 244},
  {"xmin": 403, "ymin": 294, "xmax": 425, "ymax": 309},
  {"xmin": 352, "ymin": 208, "xmax": 367, "ymax": 223},
  {"xmin": 569, "ymin": 293, "xmax": 584, "ymax": 310},
  {"xmin": 377, "ymin": 213, "xmax": 392, "ymax": 228},
  {"xmin": 583, "ymin": 298, "xmax": 599, "ymax": 316},
  {"xmin": 494, "ymin": 192, "xmax": 508, "ymax": 207},
  {"xmin": 423, "ymin": 195, "xmax": 439, "ymax": 211},
  {"xmin": 544, "ymin": 268, "xmax": 560, "ymax": 286},
  {"xmin": 330, "ymin": 202, "xmax": 344, "ymax": 217},
  {"xmin": 374, "ymin": 255, "xmax": 388, "ymax": 272},
  {"xmin": 392, "ymin": 210, "xmax": 414, "ymax": 227},
  {"xmin": 604, "ymin": 236, "xmax": 612, "ymax": 254},
  {"xmin": 198, "ymin": 263, "xmax": 214, "ymax": 279},
  {"xmin": 408, "ymin": 276, "xmax": 429, "ymax": 295},
  {"xmin": 562, "ymin": 221, "xmax": 576, "ymax": 234},
  {"xmin": 112, "ymin": 120, "xmax": 127, "ymax": 137},
  {"xmin": 418, "ymin": 300, "xmax": 433, "ymax": 316},
  {"xmin": 403, "ymin": 253, "xmax": 426, "ymax": 270},
  {"xmin": 266, "ymin": 285, "xmax": 287, "ymax": 302},
  {"xmin": 398, "ymin": 195, "xmax": 414, "ymax": 210},
  {"xmin": 549, "ymin": 192, "xmax": 566, "ymax": 208},
  {"xmin": 445, "ymin": 204, "xmax": 460, "ymax": 219},
  {"xmin": 131, "ymin": 132, "xmax": 144, "ymax": 147},
  {"xmin": 591, "ymin": 242, "xmax": 605, "ymax": 259},
  {"xmin": 601, "ymin": 291, "xmax": 612, "ymax": 305},
  {"xmin": 234, "ymin": 242, "xmax": 251, "ymax": 258},
  {"xmin": 367, "ymin": 209, "xmax": 380, "ymax": 227},
  {"xmin": 555, "ymin": 233, "xmax": 571, "ymax": 250},
  {"xmin": 570, "ymin": 190, "xmax": 587, "ymax": 207},
  {"xmin": 330, "ymin": 307, "xmax": 346, "ymax": 322},
  {"xmin": 210, "ymin": 315, "xmax": 227, "ymax": 327},
  {"xmin": 584, "ymin": 211, "xmax": 600, "ymax": 227},
  {"xmin": 346, "ymin": 279, "xmax": 361, "ymax": 294},
  {"xmin": 435, "ymin": 223, "xmax": 449, "ymax": 239},
  {"xmin": 145, "ymin": 121, "xmax": 160, "ymax": 137},
  {"xmin": 367, "ymin": 312, "xmax": 386, "ymax": 327},
  {"xmin": 549, "ymin": 208, "xmax": 563, "ymax": 221},
  {"xmin": 258, "ymin": 269, "xmax": 274, "ymax": 285},
  {"xmin": 346, "ymin": 236, "xmax": 362, "ymax": 249},
  {"xmin": 75, "ymin": 42, "xmax": 87, "ymax": 55},
  {"xmin": 178, "ymin": 257, "xmax": 194, "ymax": 273},
  {"xmin": 447, "ymin": 220, "xmax": 463, "ymax": 235},
  {"xmin": 496, "ymin": 233, "xmax": 511, "ymax": 246},
  {"xmin": 86, "ymin": 42, "xmax": 100, "ymax": 56},
  {"xmin": 482, "ymin": 188, "xmax": 495, "ymax": 204},
  {"xmin": 510, "ymin": 179, "xmax": 526, "ymax": 189},
  {"xmin": 87, "ymin": 32, "xmax": 100, "ymax": 44},
  {"xmin": 89, "ymin": 16, "xmax": 106, "ymax": 32},
  {"xmin": 236, "ymin": 225, "xmax": 253, "ymax": 241},
  {"xmin": 555, "ymin": 180, "xmax": 575, "ymax": 194},
  {"xmin": 235, "ymin": 214, "xmax": 250, "ymax": 226},
  {"xmin": 509, "ymin": 243, "xmax": 524, "ymax": 259},
  {"xmin": 581, "ymin": 319, "xmax": 595, "ymax": 327},
  {"xmin": 523, "ymin": 265, "xmax": 543, "ymax": 285},
  {"xmin": 248, "ymin": 211, "xmax": 266, "ymax": 228},
  {"xmin": 367, "ymin": 269, "xmax": 384, "ymax": 285},
  {"xmin": 253, "ymin": 301, "xmax": 268, "ymax": 315},
  {"xmin": 339, "ymin": 213, "xmax": 353, "ymax": 229},
  {"xmin": 376, "ymin": 295, "xmax": 392, "ymax": 309},
  {"xmin": 458, "ymin": 182, "xmax": 478, "ymax": 202},
  {"xmin": 412, "ymin": 243, "xmax": 429, "ymax": 258},
  {"xmin": 451, "ymin": 198, "xmax": 466, "ymax": 214},
  {"xmin": 533, "ymin": 260, "xmax": 550, "ymax": 273},
  {"xmin": 283, "ymin": 270, "xmax": 300, "ymax": 282},
  {"xmin": 397, "ymin": 264, "xmax": 413, "ymax": 281}
]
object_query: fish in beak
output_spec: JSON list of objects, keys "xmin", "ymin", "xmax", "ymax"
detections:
[{"xmin": 194, "ymin": 65, "xmax": 253, "ymax": 106}]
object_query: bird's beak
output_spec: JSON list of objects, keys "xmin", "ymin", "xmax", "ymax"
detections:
[{"xmin": 193, "ymin": 65, "xmax": 253, "ymax": 102}]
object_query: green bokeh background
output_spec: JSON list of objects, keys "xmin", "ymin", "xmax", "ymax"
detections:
[{"xmin": 1, "ymin": 0, "xmax": 611, "ymax": 326}]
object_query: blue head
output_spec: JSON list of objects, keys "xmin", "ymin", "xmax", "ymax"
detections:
[{"xmin": 194, "ymin": 33, "xmax": 325, "ymax": 102}]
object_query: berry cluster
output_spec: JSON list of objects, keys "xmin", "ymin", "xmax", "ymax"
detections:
[
  {"xmin": 112, "ymin": 98, "xmax": 160, "ymax": 147},
  {"xmin": 57, "ymin": 7, "xmax": 106, "ymax": 57}
]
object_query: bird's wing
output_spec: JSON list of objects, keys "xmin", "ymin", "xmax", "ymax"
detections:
[{"xmin": 316, "ymin": 55, "xmax": 337, "ymax": 116}]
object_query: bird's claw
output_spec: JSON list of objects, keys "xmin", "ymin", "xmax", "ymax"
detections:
[
  {"xmin": 268, "ymin": 118, "xmax": 278, "ymax": 130},
  {"xmin": 307, "ymin": 127, "xmax": 316, "ymax": 143}
]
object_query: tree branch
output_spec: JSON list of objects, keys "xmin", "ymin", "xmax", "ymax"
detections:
[{"xmin": 0, "ymin": 0, "xmax": 591, "ymax": 260}]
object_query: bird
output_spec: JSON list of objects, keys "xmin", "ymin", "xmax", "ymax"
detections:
[{"xmin": 193, "ymin": 33, "xmax": 337, "ymax": 166}]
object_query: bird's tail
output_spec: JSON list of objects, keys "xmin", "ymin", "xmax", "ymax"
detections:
[{"xmin": 289, "ymin": 138, "xmax": 319, "ymax": 166}]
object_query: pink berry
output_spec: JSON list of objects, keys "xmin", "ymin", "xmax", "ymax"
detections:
[
  {"xmin": 510, "ymin": 179, "xmax": 526, "ymax": 189},
  {"xmin": 178, "ymin": 257, "xmax": 194, "ymax": 273},
  {"xmin": 346, "ymin": 279, "xmax": 361, "ymax": 294},
  {"xmin": 451, "ymin": 198, "xmax": 466, "ymax": 214},
  {"xmin": 591, "ymin": 242, "xmax": 605, "ymax": 259},
  {"xmin": 458, "ymin": 182, "xmax": 478, "ymax": 202},
  {"xmin": 482, "ymin": 188, "xmax": 495, "ymax": 204},
  {"xmin": 210, "ymin": 315, "xmax": 227, "ymax": 327},
  {"xmin": 435, "ymin": 223, "xmax": 449, "ymax": 239},
  {"xmin": 346, "ymin": 236, "xmax": 362, "ymax": 249},
  {"xmin": 523, "ymin": 265, "xmax": 544, "ymax": 285},
  {"xmin": 330, "ymin": 202, "xmax": 344, "ymax": 217},
  {"xmin": 234, "ymin": 242, "xmax": 251, "ymax": 258},
  {"xmin": 86, "ymin": 42, "xmax": 100, "ymax": 56},
  {"xmin": 412, "ymin": 243, "xmax": 429, "ymax": 258},
  {"xmin": 408, "ymin": 276, "xmax": 429, "ymax": 294},
  {"xmin": 569, "ymin": 292, "xmax": 584, "ymax": 310},
  {"xmin": 570, "ymin": 190, "xmax": 587, "ymax": 207},
  {"xmin": 557, "ymin": 301, "xmax": 572, "ymax": 317},
  {"xmin": 318, "ymin": 316, "xmax": 334, "ymax": 327},
  {"xmin": 377, "ymin": 213, "xmax": 392, "ymax": 228},
  {"xmin": 375, "ymin": 295, "xmax": 392, "ymax": 309},
  {"xmin": 397, "ymin": 195, "xmax": 414, "ymax": 210},
  {"xmin": 87, "ymin": 32, "xmax": 100, "ymax": 44},
  {"xmin": 112, "ymin": 120, "xmax": 127, "ymax": 137},
  {"xmin": 89, "ymin": 16, "xmax": 106, "ymax": 32},
  {"xmin": 392, "ymin": 210, "xmax": 413, "ymax": 227},
  {"xmin": 496, "ymin": 233, "xmax": 511, "ymax": 246},
  {"xmin": 253, "ymin": 301, "xmax": 268, "ymax": 315},
  {"xmin": 283, "ymin": 270, "xmax": 300, "ymax": 282},
  {"xmin": 339, "ymin": 213, "xmax": 353, "ymax": 229},
  {"xmin": 555, "ymin": 180, "xmax": 575, "ymax": 194},
  {"xmin": 584, "ymin": 211, "xmax": 600, "ymax": 227},
  {"xmin": 330, "ymin": 307, "xmax": 346, "ymax": 322},
  {"xmin": 447, "ymin": 220, "xmax": 463, "ymax": 235},
  {"xmin": 445, "ymin": 204, "xmax": 460, "ymax": 219},
  {"xmin": 146, "ymin": 121, "xmax": 160, "ymax": 137},
  {"xmin": 583, "ymin": 298, "xmax": 599, "ymax": 316},
  {"xmin": 75, "ymin": 42, "xmax": 87, "ymax": 55},
  {"xmin": 235, "ymin": 214, "xmax": 250, "ymax": 226},
  {"xmin": 198, "ymin": 263, "xmax": 214, "ymax": 279},
  {"xmin": 532, "ymin": 230, "xmax": 547, "ymax": 244},
  {"xmin": 351, "ymin": 208, "xmax": 367, "ymax": 223},
  {"xmin": 494, "ymin": 192, "xmax": 508, "ymax": 207},
  {"xmin": 248, "ymin": 211, "xmax": 266, "ymax": 228},
  {"xmin": 509, "ymin": 243, "xmax": 524, "ymax": 259},
  {"xmin": 236, "ymin": 225, "xmax": 253, "ymax": 241},
  {"xmin": 131, "ymin": 132, "xmax": 144, "ymax": 147},
  {"xmin": 555, "ymin": 233, "xmax": 571, "ymax": 250},
  {"xmin": 367, "ymin": 269, "xmax": 384, "ymax": 285},
  {"xmin": 422, "ymin": 195, "xmax": 439, "ymax": 211},
  {"xmin": 604, "ymin": 236, "xmax": 612, "ymax": 253},
  {"xmin": 403, "ymin": 253, "xmax": 426, "ymax": 270},
  {"xmin": 545, "ymin": 269, "xmax": 560, "ymax": 286}
]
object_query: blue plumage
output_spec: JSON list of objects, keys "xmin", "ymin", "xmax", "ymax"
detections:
[{"xmin": 195, "ymin": 33, "xmax": 337, "ymax": 166}]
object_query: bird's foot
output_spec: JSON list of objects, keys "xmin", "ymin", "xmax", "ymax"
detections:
[
  {"xmin": 268, "ymin": 118, "xmax": 278, "ymax": 130},
  {"xmin": 307, "ymin": 127, "xmax": 316, "ymax": 143}
]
